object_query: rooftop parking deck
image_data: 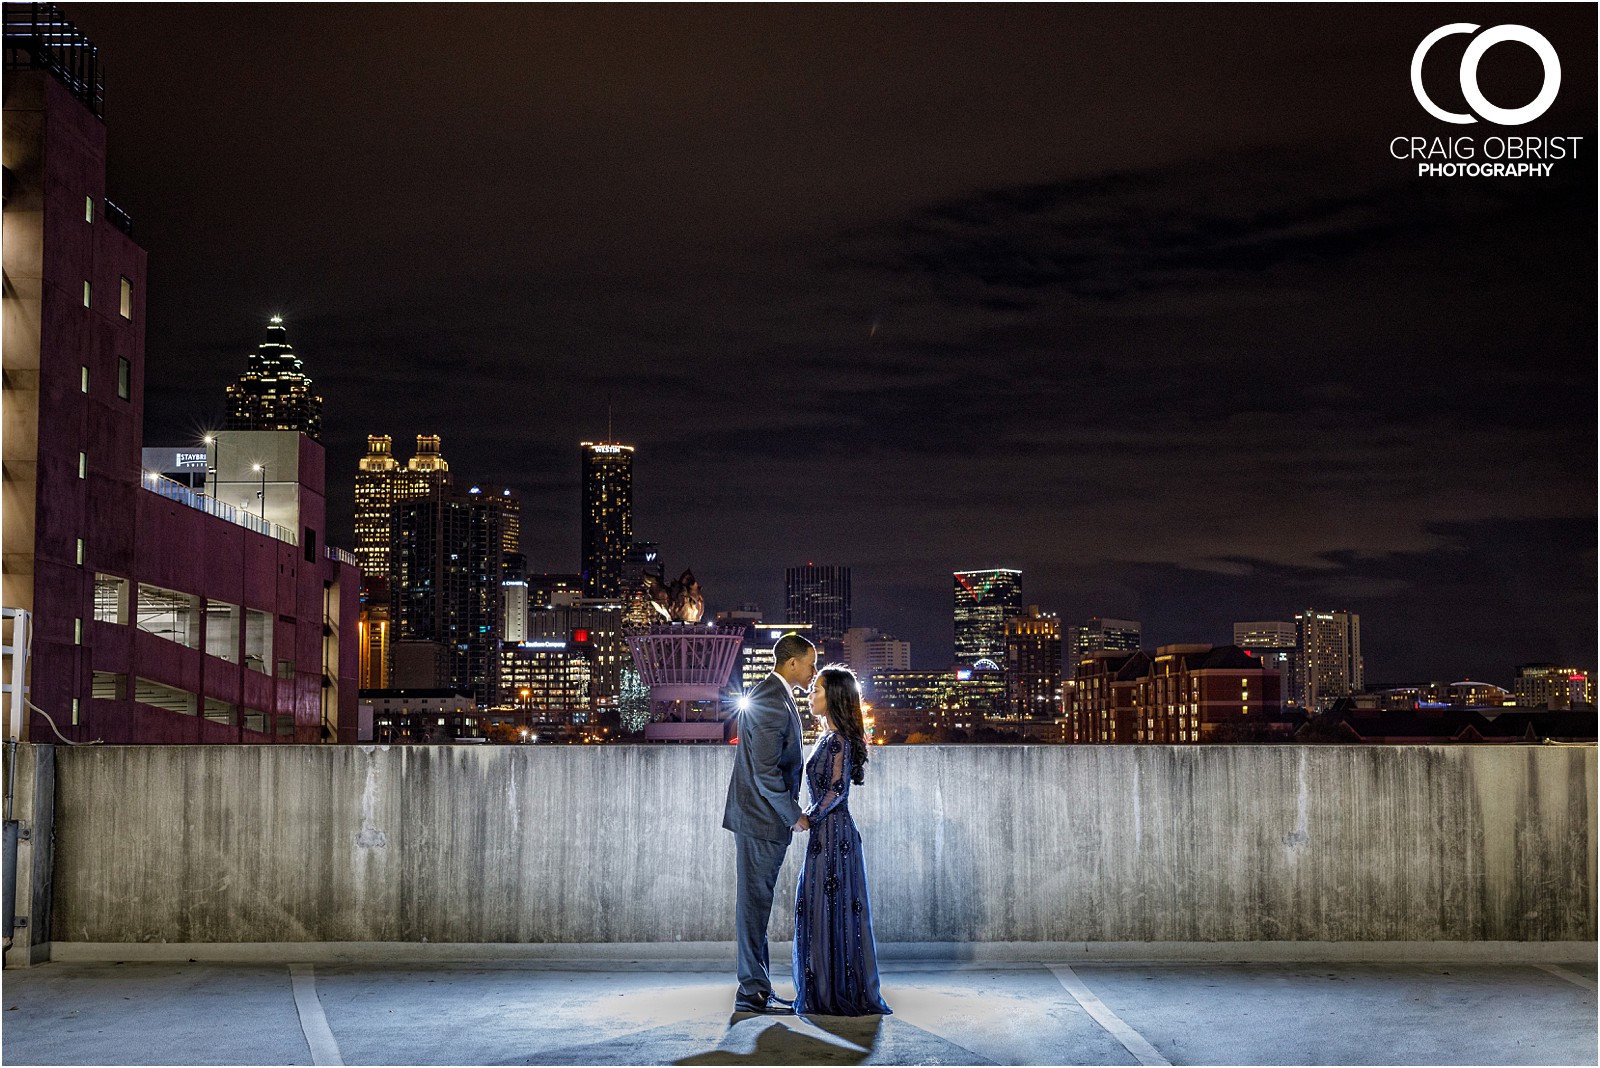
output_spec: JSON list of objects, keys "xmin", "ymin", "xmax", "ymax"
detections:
[
  {"xmin": 3, "ymin": 952, "xmax": 1596, "ymax": 1065},
  {"xmin": 3, "ymin": 742, "xmax": 1594, "ymax": 1064}
]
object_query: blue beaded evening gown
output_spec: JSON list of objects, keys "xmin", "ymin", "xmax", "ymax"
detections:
[{"xmin": 792, "ymin": 731, "xmax": 892, "ymax": 1017}]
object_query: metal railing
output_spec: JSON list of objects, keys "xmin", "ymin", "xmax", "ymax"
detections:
[
  {"xmin": 324, "ymin": 545, "xmax": 358, "ymax": 568},
  {"xmin": 140, "ymin": 472, "xmax": 298, "ymax": 546},
  {"xmin": 103, "ymin": 198, "xmax": 131, "ymax": 236},
  {"xmin": 3, "ymin": 3, "xmax": 103, "ymax": 118}
]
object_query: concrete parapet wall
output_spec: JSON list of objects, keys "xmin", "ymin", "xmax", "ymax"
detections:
[{"xmin": 46, "ymin": 744, "xmax": 1597, "ymax": 945}]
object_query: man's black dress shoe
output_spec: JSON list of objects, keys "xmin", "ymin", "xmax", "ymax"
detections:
[{"xmin": 733, "ymin": 994, "xmax": 795, "ymax": 1015}]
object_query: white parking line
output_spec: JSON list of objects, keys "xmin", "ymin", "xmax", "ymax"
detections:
[
  {"xmin": 1047, "ymin": 964, "xmax": 1172, "ymax": 1067},
  {"xmin": 1534, "ymin": 964, "xmax": 1597, "ymax": 992},
  {"xmin": 289, "ymin": 963, "xmax": 345, "ymax": 1066}
]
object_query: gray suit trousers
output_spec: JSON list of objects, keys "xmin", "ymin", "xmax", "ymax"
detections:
[{"xmin": 733, "ymin": 832, "xmax": 791, "ymax": 1002}]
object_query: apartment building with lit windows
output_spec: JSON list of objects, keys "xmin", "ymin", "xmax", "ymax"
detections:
[{"xmin": 1134, "ymin": 644, "xmax": 1284, "ymax": 743}]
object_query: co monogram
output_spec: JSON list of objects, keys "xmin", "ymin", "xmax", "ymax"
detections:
[{"xmin": 1411, "ymin": 24, "xmax": 1561, "ymax": 126}]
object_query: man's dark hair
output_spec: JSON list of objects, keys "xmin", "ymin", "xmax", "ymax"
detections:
[{"xmin": 772, "ymin": 632, "xmax": 815, "ymax": 670}]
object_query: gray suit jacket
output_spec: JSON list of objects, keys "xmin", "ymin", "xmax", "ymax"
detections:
[{"xmin": 722, "ymin": 673, "xmax": 805, "ymax": 842}]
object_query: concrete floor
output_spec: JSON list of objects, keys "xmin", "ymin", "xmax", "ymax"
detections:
[{"xmin": 1, "ymin": 957, "xmax": 1595, "ymax": 1066}]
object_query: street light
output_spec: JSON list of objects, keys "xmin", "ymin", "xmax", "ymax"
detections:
[
  {"xmin": 252, "ymin": 463, "xmax": 266, "ymax": 519},
  {"xmin": 202, "ymin": 434, "xmax": 218, "ymax": 496}
]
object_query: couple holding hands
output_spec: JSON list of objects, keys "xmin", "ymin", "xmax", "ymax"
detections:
[{"xmin": 722, "ymin": 633, "xmax": 893, "ymax": 1018}]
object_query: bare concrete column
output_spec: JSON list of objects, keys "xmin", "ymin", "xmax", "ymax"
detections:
[{"xmin": 4, "ymin": 742, "xmax": 55, "ymax": 967}]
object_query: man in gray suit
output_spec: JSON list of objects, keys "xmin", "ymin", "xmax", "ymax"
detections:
[{"xmin": 722, "ymin": 632, "xmax": 817, "ymax": 1014}]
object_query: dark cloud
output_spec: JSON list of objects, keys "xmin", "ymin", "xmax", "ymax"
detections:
[{"xmin": 68, "ymin": 4, "xmax": 1596, "ymax": 682}]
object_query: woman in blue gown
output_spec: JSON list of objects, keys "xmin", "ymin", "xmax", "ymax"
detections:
[{"xmin": 793, "ymin": 665, "xmax": 892, "ymax": 1017}]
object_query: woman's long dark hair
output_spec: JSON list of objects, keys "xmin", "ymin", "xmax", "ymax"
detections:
[{"xmin": 815, "ymin": 664, "xmax": 869, "ymax": 785}]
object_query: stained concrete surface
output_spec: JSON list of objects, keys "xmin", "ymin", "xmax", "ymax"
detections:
[
  {"xmin": 48, "ymin": 744, "xmax": 1599, "ymax": 944},
  {"xmin": 1, "ymin": 958, "xmax": 1595, "ymax": 1066}
]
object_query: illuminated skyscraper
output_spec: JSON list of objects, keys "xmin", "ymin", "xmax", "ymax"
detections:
[
  {"xmin": 464, "ymin": 483, "xmax": 521, "ymax": 561},
  {"xmin": 392, "ymin": 487, "xmax": 506, "ymax": 704},
  {"xmin": 354, "ymin": 435, "xmax": 459, "ymax": 689},
  {"xmin": 353, "ymin": 435, "xmax": 400, "ymax": 576},
  {"xmin": 354, "ymin": 434, "xmax": 452, "ymax": 580},
  {"xmin": 786, "ymin": 564, "xmax": 852, "ymax": 643},
  {"xmin": 952, "ymin": 569, "xmax": 1023, "ymax": 667},
  {"xmin": 1294, "ymin": 609, "xmax": 1363, "ymax": 710},
  {"xmin": 1004, "ymin": 605, "xmax": 1061, "ymax": 720},
  {"xmin": 224, "ymin": 316, "xmax": 323, "ymax": 440},
  {"xmin": 1067, "ymin": 617, "xmax": 1143, "ymax": 674},
  {"xmin": 396, "ymin": 434, "xmax": 452, "ymax": 536},
  {"xmin": 580, "ymin": 440, "xmax": 633, "ymax": 599}
]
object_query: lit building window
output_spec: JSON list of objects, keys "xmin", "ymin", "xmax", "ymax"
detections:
[
  {"xmin": 94, "ymin": 574, "xmax": 129, "ymax": 624},
  {"xmin": 119, "ymin": 277, "xmax": 133, "ymax": 319},
  {"xmin": 81, "ymin": 366, "xmax": 89, "ymax": 393},
  {"xmin": 137, "ymin": 586, "xmax": 201, "ymax": 649},
  {"xmin": 85, "ymin": 196, "xmax": 93, "ymax": 223},
  {"xmin": 74, "ymin": 617, "xmax": 82, "ymax": 644},
  {"xmin": 71, "ymin": 698, "xmax": 80, "ymax": 725},
  {"xmin": 76, "ymin": 538, "xmax": 84, "ymax": 566},
  {"xmin": 82, "ymin": 280, "xmax": 91, "ymax": 307},
  {"xmin": 78, "ymin": 451, "xmax": 86, "ymax": 478}
]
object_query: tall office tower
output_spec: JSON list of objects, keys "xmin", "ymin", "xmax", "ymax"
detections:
[
  {"xmin": 502, "ymin": 578, "xmax": 529, "ymax": 644},
  {"xmin": 953, "ymin": 569, "xmax": 1024, "ymax": 667},
  {"xmin": 354, "ymin": 434, "xmax": 452, "ymax": 582},
  {"xmin": 843, "ymin": 628, "xmax": 912, "ymax": 675},
  {"xmin": 468, "ymin": 484, "xmax": 521, "ymax": 560},
  {"xmin": 1234, "ymin": 621, "xmax": 1299, "ymax": 706},
  {"xmin": 402, "ymin": 434, "xmax": 450, "ymax": 487},
  {"xmin": 353, "ymin": 436, "xmax": 400, "ymax": 576},
  {"xmin": 1294, "ymin": 609, "xmax": 1363, "ymax": 711},
  {"xmin": 501, "ymin": 552, "xmax": 528, "ymax": 643},
  {"xmin": 580, "ymin": 440, "xmax": 633, "ymax": 599},
  {"xmin": 1004, "ymin": 605, "xmax": 1061, "ymax": 720},
  {"xmin": 393, "ymin": 488, "xmax": 506, "ymax": 704},
  {"xmin": 786, "ymin": 564, "xmax": 852, "ymax": 643},
  {"xmin": 223, "ymin": 316, "xmax": 323, "ymax": 441},
  {"xmin": 2, "ymin": 7, "xmax": 360, "ymax": 744},
  {"xmin": 1067, "ymin": 617, "xmax": 1143, "ymax": 673}
]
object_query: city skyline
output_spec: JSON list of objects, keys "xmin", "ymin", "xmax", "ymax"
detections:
[{"xmin": 72, "ymin": 5, "xmax": 1596, "ymax": 684}]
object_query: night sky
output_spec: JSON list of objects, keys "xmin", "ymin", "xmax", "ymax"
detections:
[{"xmin": 69, "ymin": 5, "xmax": 1596, "ymax": 684}]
